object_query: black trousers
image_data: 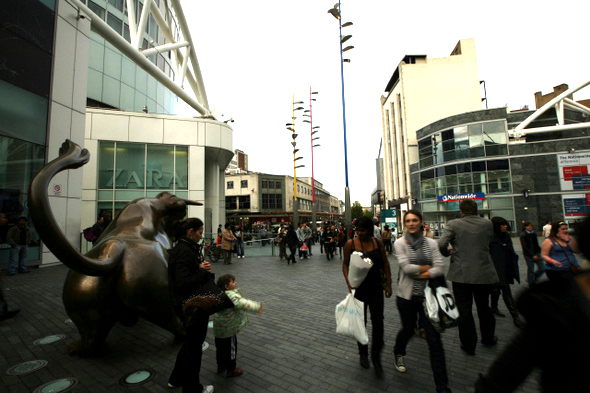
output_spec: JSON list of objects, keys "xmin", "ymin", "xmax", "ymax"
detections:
[
  {"xmin": 394, "ymin": 296, "xmax": 449, "ymax": 392},
  {"xmin": 452, "ymin": 282, "xmax": 496, "ymax": 352},
  {"xmin": 169, "ymin": 311, "xmax": 209, "ymax": 392},
  {"xmin": 356, "ymin": 290, "xmax": 384, "ymax": 358},
  {"xmin": 215, "ymin": 335, "xmax": 237, "ymax": 371},
  {"xmin": 287, "ymin": 245, "xmax": 297, "ymax": 263}
]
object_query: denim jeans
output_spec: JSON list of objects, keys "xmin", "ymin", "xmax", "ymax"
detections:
[
  {"xmin": 234, "ymin": 239, "xmax": 244, "ymax": 257},
  {"xmin": 8, "ymin": 245, "xmax": 28, "ymax": 274},
  {"xmin": 524, "ymin": 254, "xmax": 544, "ymax": 284},
  {"xmin": 394, "ymin": 296, "xmax": 449, "ymax": 392}
]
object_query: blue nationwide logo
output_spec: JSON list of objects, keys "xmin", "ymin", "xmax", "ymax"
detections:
[{"xmin": 437, "ymin": 193, "xmax": 485, "ymax": 202}]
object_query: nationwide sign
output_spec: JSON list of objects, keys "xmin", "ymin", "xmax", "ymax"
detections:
[{"xmin": 437, "ymin": 193, "xmax": 485, "ymax": 203}]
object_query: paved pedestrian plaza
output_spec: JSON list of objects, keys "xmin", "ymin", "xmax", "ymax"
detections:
[{"xmin": 1, "ymin": 241, "xmax": 546, "ymax": 392}]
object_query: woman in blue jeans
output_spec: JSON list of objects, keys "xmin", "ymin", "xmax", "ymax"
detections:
[{"xmin": 393, "ymin": 209, "xmax": 451, "ymax": 393}]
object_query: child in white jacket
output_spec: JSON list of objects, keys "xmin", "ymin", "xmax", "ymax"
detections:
[{"xmin": 213, "ymin": 274, "xmax": 262, "ymax": 377}]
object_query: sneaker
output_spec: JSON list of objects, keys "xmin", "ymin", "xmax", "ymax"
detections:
[
  {"xmin": 394, "ymin": 354, "xmax": 406, "ymax": 373},
  {"xmin": 202, "ymin": 386, "xmax": 214, "ymax": 393},
  {"xmin": 167, "ymin": 382, "xmax": 180, "ymax": 388},
  {"xmin": 226, "ymin": 368, "xmax": 243, "ymax": 377}
]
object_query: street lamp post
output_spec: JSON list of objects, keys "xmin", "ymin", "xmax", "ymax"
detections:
[
  {"xmin": 328, "ymin": 1, "xmax": 353, "ymax": 230},
  {"xmin": 287, "ymin": 95, "xmax": 305, "ymax": 226},
  {"xmin": 303, "ymin": 88, "xmax": 320, "ymax": 232}
]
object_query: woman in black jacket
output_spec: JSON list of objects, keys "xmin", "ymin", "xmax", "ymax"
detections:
[
  {"xmin": 489, "ymin": 217, "xmax": 522, "ymax": 327},
  {"xmin": 284, "ymin": 224, "xmax": 299, "ymax": 264},
  {"xmin": 168, "ymin": 218, "xmax": 214, "ymax": 393}
]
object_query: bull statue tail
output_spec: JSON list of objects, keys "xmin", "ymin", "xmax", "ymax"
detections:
[{"xmin": 28, "ymin": 139, "xmax": 123, "ymax": 276}]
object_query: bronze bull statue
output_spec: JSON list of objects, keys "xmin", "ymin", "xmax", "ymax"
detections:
[{"xmin": 28, "ymin": 140, "xmax": 201, "ymax": 356}]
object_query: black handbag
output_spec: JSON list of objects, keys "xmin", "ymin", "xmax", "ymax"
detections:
[{"xmin": 182, "ymin": 276, "xmax": 234, "ymax": 326}]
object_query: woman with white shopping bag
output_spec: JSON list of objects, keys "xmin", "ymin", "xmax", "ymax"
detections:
[
  {"xmin": 342, "ymin": 216, "xmax": 392, "ymax": 378},
  {"xmin": 393, "ymin": 209, "xmax": 452, "ymax": 393}
]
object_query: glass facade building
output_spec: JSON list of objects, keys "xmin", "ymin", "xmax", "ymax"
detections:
[
  {"xmin": 413, "ymin": 112, "xmax": 517, "ymax": 233},
  {"xmin": 0, "ymin": 0, "xmax": 57, "ymax": 264}
]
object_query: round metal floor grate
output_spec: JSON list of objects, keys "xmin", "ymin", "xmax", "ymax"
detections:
[
  {"xmin": 6, "ymin": 360, "xmax": 48, "ymax": 375},
  {"xmin": 119, "ymin": 369, "xmax": 155, "ymax": 387},
  {"xmin": 34, "ymin": 335, "xmax": 66, "ymax": 345},
  {"xmin": 33, "ymin": 378, "xmax": 79, "ymax": 393}
]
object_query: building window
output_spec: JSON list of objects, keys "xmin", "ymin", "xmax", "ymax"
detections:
[
  {"xmin": 418, "ymin": 120, "xmax": 508, "ymax": 169},
  {"xmin": 238, "ymin": 195, "xmax": 251, "ymax": 209},
  {"xmin": 419, "ymin": 159, "xmax": 511, "ymax": 199},
  {"xmin": 261, "ymin": 180, "xmax": 268, "ymax": 188},
  {"xmin": 225, "ymin": 196, "xmax": 237, "ymax": 210},
  {"xmin": 268, "ymin": 181, "xmax": 275, "ymax": 189},
  {"xmin": 227, "ymin": 181, "xmax": 234, "ymax": 189},
  {"xmin": 275, "ymin": 181, "xmax": 281, "ymax": 189},
  {"xmin": 241, "ymin": 180, "xmax": 248, "ymax": 188},
  {"xmin": 262, "ymin": 194, "xmax": 282, "ymax": 209},
  {"xmin": 88, "ymin": 0, "xmax": 106, "ymax": 19}
]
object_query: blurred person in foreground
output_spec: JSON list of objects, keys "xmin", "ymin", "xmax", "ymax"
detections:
[{"xmin": 475, "ymin": 215, "xmax": 590, "ymax": 392}]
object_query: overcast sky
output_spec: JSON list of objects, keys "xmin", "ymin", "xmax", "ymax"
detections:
[{"xmin": 178, "ymin": 0, "xmax": 588, "ymax": 206}]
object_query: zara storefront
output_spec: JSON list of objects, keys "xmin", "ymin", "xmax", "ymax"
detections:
[{"xmin": 81, "ymin": 108, "xmax": 233, "ymax": 252}]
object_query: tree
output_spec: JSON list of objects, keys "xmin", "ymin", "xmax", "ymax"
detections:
[
  {"xmin": 351, "ymin": 201, "xmax": 364, "ymax": 219},
  {"xmin": 363, "ymin": 209, "xmax": 373, "ymax": 220}
]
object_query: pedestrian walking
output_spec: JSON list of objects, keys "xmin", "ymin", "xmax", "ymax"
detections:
[
  {"xmin": 438, "ymin": 199, "xmax": 498, "ymax": 356},
  {"xmin": 382, "ymin": 225, "xmax": 393, "ymax": 255},
  {"xmin": 342, "ymin": 216, "xmax": 392, "ymax": 377},
  {"xmin": 541, "ymin": 221, "xmax": 581, "ymax": 282},
  {"xmin": 324, "ymin": 225, "xmax": 335, "ymax": 260},
  {"xmin": 284, "ymin": 224, "xmax": 298, "ymax": 264},
  {"xmin": 222, "ymin": 223, "xmax": 236, "ymax": 265},
  {"xmin": 489, "ymin": 217, "xmax": 523, "ymax": 328},
  {"xmin": 234, "ymin": 226, "xmax": 245, "ymax": 259},
  {"xmin": 542, "ymin": 220, "xmax": 552, "ymax": 239},
  {"xmin": 393, "ymin": 209, "xmax": 452, "ymax": 393},
  {"xmin": 276, "ymin": 226, "xmax": 287, "ymax": 261},
  {"xmin": 519, "ymin": 221, "xmax": 544, "ymax": 285},
  {"xmin": 7, "ymin": 216, "xmax": 31, "ymax": 275}
]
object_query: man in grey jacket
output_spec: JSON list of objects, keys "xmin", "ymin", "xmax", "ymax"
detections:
[{"xmin": 438, "ymin": 199, "xmax": 498, "ymax": 356}]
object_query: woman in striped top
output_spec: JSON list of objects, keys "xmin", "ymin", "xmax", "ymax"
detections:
[{"xmin": 393, "ymin": 209, "xmax": 451, "ymax": 393}]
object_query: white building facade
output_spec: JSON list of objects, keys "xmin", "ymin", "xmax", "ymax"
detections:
[{"xmin": 380, "ymin": 38, "xmax": 483, "ymax": 218}]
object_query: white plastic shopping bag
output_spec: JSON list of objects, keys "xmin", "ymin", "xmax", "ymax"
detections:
[
  {"xmin": 423, "ymin": 277, "xmax": 459, "ymax": 332},
  {"xmin": 335, "ymin": 290, "xmax": 369, "ymax": 344},
  {"xmin": 348, "ymin": 251, "xmax": 373, "ymax": 288}
]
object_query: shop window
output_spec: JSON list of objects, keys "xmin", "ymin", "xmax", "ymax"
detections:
[{"xmin": 227, "ymin": 181, "xmax": 234, "ymax": 189}]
